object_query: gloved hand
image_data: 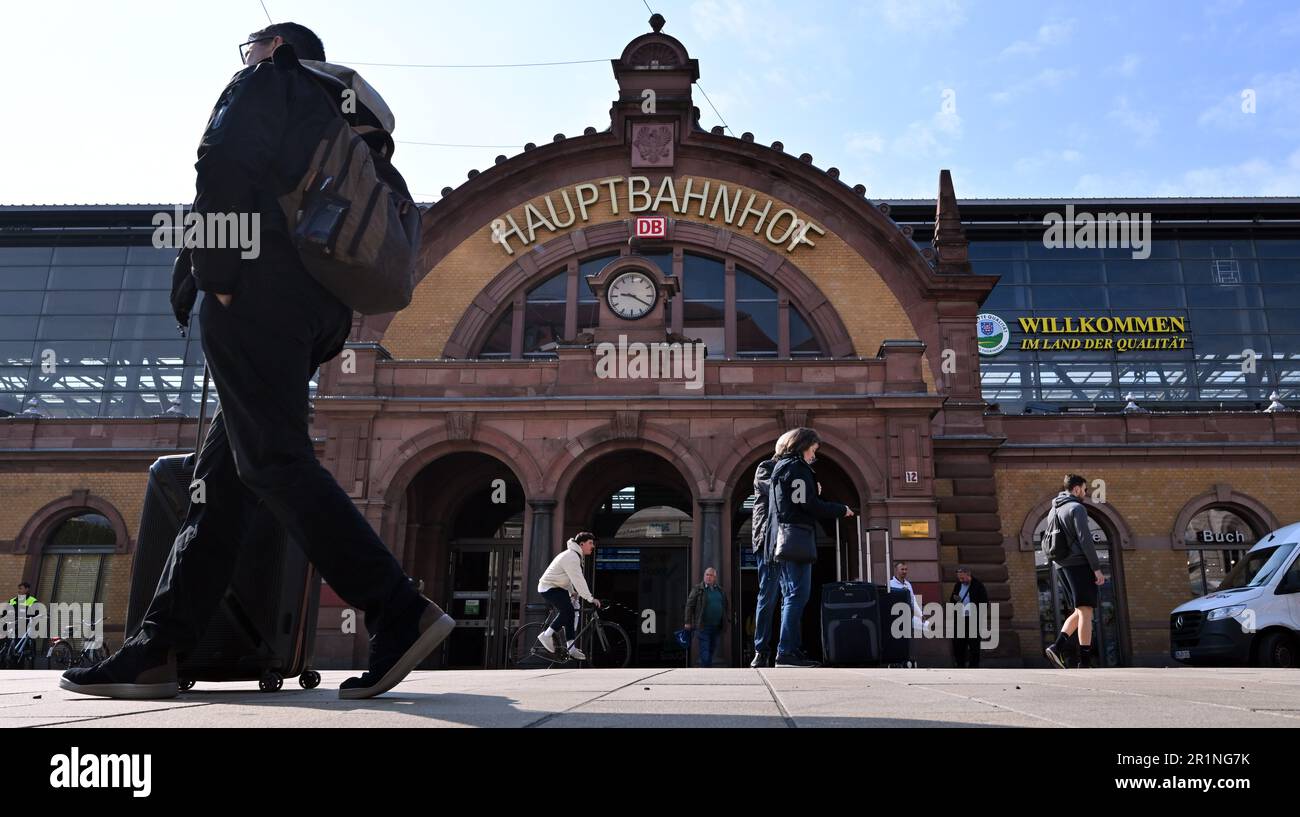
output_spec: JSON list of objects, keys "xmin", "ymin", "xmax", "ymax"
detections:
[{"xmin": 170, "ymin": 247, "xmax": 198, "ymax": 334}]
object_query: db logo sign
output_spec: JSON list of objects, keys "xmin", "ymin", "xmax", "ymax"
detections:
[{"xmin": 635, "ymin": 216, "xmax": 668, "ymax": 239}]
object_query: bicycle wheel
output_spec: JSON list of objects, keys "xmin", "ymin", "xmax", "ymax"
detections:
[
  {"xmin": 585, "ymin": 621, "xmax": 632, "ymax": 668},
  {"xmin": 48, "ymin": 641, "xmax": 73, "ymax": 670},
  {"xmin": 506, "ymin": 622, "xmax": 550, "ymax": 668}
]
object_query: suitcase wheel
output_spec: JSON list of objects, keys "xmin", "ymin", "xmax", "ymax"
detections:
[
  {"xmin": 178, "ymin": 679, "xmax": 196, "ymax": 691},
  {"xmin": 298, "ymin": 670, "xmax": 321, "ymax": 690},
  {"xmin": 258, "ymin": 672, "xmax": 284, "ymax": 692}
]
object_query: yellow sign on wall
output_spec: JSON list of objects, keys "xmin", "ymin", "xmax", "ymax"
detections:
[{"xmin": 899, "ymin": 520, "xmax": 931, "ymax": 539}]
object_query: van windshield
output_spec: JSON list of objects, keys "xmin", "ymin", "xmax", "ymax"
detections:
[{"xmin": 1217, "ymin": 543, "xmax": 1297, "ymax": 591}]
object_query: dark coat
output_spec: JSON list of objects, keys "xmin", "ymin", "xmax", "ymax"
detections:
[
  {"xmin": 949, "ymin": 577, "xmax": 989, "ymax": 612},
  {"xmin": 684, "ymin": 582, "xmax": 729, "ymax": 630},
  {"xmin": 172, "ymin": 42, "xmax": 352, "ymax": 331},
  {"xmin": 770, "ymin": 454, "xmax": 847, "ymax": 529},
  {"xmin": 751, "ymin": 459, "xmax": 776, "ymax": 562}
]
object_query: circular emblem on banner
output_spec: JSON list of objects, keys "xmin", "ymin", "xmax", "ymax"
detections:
[{"xmin": 977, "ymin": 313, "xmax": 1010, "ymax": 356}]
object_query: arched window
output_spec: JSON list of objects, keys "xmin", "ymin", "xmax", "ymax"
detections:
[
  {"xmin": 523, "ymin": 272, "xmax": 566, "ymax": 357},
  {"xmin": 36, "ymin": 512, "xmax": 116, "ymax": 610},
  {"xmin": 477, "ymin": 249, "xmax": 825, "ymax": 359},
  {"xmin": 1184, "ymin": 507, "xmax": 1259, "ymax": 596}
]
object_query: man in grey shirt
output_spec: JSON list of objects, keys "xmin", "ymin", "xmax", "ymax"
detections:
[{"xmin": 1044, "ymin": 474, "xmax": 1106, "ymax": 669}]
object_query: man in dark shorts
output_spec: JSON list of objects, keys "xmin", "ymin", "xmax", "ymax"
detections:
[{"xmin": 1044, "ymin": 474, "xmax": 1105, "ymax": 669}]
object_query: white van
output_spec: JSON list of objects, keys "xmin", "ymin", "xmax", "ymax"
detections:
[{"xmin": 1170, "ymin": 521, "xmax": 1300, "ymax": 668}]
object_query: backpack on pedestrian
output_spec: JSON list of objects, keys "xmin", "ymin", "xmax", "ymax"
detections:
[
  {"xmin": 275, "ymin": 47, "xmax": 422, "ymax": 315},
  {"xmin": 1040, "ymin": 501, "xmax": 1076, "ymax": 564}
]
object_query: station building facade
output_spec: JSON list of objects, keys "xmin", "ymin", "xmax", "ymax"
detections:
[{"xmin": 2, "ymin": 20, "xmax": 1298, "ymax": 669}]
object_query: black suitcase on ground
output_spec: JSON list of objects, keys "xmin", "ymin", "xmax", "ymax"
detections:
[
  {"xmin": 879, "ymin": 587, "xmax": 913, "ymax": 666},
  {"xmin": 820, "ymin": 515, "xmax": 882, "ymax": 666},
  {"xmin": 124, "ymin": 368, "xmax": 321, "ymax": 692}
]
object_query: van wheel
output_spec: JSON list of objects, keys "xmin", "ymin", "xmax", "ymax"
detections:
[{"xmin": 1256, "ymin": 632, "xmax": 1298, "ymax": 668}]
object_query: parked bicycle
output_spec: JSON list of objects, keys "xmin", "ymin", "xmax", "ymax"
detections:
[
  {"xmin": 506, "ymin": 600, "xmax": 631, "ymax": 668},
  {"xmin": 0, "ymin": 617, "xmax": 42, "ymax": 670},
  {"xmin": 47, "ymin": 620, "xmax": 108, "ymax": 670}
]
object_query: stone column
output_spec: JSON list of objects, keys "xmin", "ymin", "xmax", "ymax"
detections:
[{"xmin": 526, "ymin": 499, "xmax": 557, "ymax": 623}]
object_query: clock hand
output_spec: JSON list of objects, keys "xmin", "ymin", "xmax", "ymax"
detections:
[{"xmin": 621, "ymin": 293, "xmax": 652, "ymax": 307}]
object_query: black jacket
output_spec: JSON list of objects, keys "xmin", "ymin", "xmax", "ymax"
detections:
[
  {"xmin": 684, "ymin": 582, "xmax": 729, "ymax": 630},
  {"xmin": 751, "ymin": 459, "xmax": 776, "ymax": 561},
  {"xmin": 770, "ymin": 454, "xmax": 847, "ymax": 530},
  {"xmin": 172, "ymin": 44, "xmax": 345, "ymax": 327},
  {"xmin": 1051, "ymin": 492, "xmax": 1101, "ymax": 571},
  {"xmin": 949, "ymin": 577, "xmax": 989, "ymax": 610}
]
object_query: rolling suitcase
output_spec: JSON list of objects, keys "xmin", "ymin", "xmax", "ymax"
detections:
[
  {"xmin": 879, "ymin": 587, "xmax": 913, "ymax": 666},
  {"xmin": 124, "ymin": 365, "xmax": 321, "ymax": 692},
  {"xmin": 820, "ymin": 515, "xmax": 881, "ymax": 666}
]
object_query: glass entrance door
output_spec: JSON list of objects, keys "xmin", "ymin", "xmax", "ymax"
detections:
[
  {"xmin": 592, "ymin": 541, "xmax": 690, "ymax": 667},
  {"xmin": 1035, "ymin": 517, "xmax": 1127, "ymax": 667},
  {"xmin": 444, "ymin": 543, "xmax": 522, "ymax": 669}
]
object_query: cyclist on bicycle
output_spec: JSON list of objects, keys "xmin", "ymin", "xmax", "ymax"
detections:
[{"xmin": 536, "ymin": 532, "xmax": 601, "ymax": 660}]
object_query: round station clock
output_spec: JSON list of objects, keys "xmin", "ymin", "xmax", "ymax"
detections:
[{"xmin": 606, "ymin": 270, "xmax": 658, "ymax": 319}]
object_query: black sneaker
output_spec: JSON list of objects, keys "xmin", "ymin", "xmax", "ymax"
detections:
[
  {"xmin": 775, "ymin": 653, "xmax": 820, "ymax": 668},
  {"xmin": 339, "ymin": 596, "xmax": 456, "ymax": 700},
  {"xmin": 1044, "ymin": 645, "xmax": 1068, "ymax": 669},
  {"xmin": 749, "ymin": 651, "xmax": 769, "ymax": 668},
  {"xmin": 59, "ymin": 635, "xmax": 178, "ymax": 700}
]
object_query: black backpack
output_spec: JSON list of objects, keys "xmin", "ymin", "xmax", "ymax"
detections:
[{"xmin": 1040, "ymin": 502, "xmax": 1077, "ymax": 564}]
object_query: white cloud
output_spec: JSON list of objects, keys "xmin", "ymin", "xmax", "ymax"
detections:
[
  {"xmin": 1000, "ymin": 19, "xmax": 1076, "ymax": 59},
  {"xmin": 1074, "ymin": 150, "xmax": 1300, "ymax": 197},
  {"xmin": 990, "ymin": 68, "xmax": 1077, "ymax": 104},
  {"xmin": 1197, "ymin": 69, "xmax": 1300, "ymax": 133},
  {"xmin": 846, "ymin": 132, "xmax": 886, "ymax": 155},
  {"xmin": 690, "ymin": 0, "xmax": 753, "ymax": 42},
  {"xmin": 1112, "ymin": 54, "xmax": 1142, "ymax": 77},
  {"xmin": 860, "ymin": 0, "xmax": 968, "ymax": 36},
  {"xmin": 1106, "ymin": 96, "xmax": 1160, "ymax": 145},
  {"xmin": 1013, "ymin": 148, "xmax": 1084, "ymax": 175}
]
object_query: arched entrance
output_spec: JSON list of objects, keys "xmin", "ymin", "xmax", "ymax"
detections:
[
  {"xmin": 563, "ymin": 449, "xmax": 694, "ymax": 667},
  {"xmin": 403, "ymin": 451, "xmax": 525, "ymax": 669},
  {"xmin": 729, "ymin": 450, "xmax": 866, "ymax": 666}
]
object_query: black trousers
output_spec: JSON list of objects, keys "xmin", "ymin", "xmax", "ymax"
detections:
[
  {"xmin": 952, "ymin": 615, "xmax": 982, "ymax": 668},
  {"xmin": 141, "ymin": 242, "xmax": 419, "ymax": 652},
  {"xmin": 542, "ymin": 588, "xmax": 577, "ymax": 645}
]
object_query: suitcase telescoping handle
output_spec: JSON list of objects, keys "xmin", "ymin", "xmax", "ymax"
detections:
[
  {"xmin": 861, "ymin": 524, "xmax": 891, "ymax": 585},
  {"xmin": 193, "ymin": 362, "xmax": 211, "ymax": 454},
  {"xmin": 836, "ymin": 512, "xmax": 866, "ymax": 583}
]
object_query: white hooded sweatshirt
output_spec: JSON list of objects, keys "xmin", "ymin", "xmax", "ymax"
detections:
[{"xmin": 537, "ymin": 539, "xmax": 596, "ymax": 603}]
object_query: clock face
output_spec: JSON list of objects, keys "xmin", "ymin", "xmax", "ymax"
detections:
[{"xmin": 607, "ymin": 271, "xmax": 658, "ymax": 319}]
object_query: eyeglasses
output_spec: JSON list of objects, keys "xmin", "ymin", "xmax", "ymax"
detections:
[{"xmin": 239, "ymin": 36, "xmax": 275, "ymax": 61}]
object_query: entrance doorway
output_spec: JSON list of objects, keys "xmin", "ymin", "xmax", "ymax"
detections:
[
  {"xmin": 731, "ymin": 453, "xmax": 864, "ymax": 666},
  {"xmin": 400, "ymin": 451, "xmax": 525, "ymax": 669},
  {"xmin": 1034, "ymin": 513, "xmax": 1129, "ymax": 667},
  {"xmin": 445, "ymin": 541, "xmax": 522, "ymax": 669},
  {"xmin": 566, "ymin": 451, "xmax": 694, "ymax": 667}
]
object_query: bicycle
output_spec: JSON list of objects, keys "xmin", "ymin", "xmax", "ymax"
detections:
[
  {"xmin": 506, "ymin": 599, "xmax": 632, "ymax": 669},
  {"xmin": 47, "ymin": 620, "xmax": 108, "ymax": 670},
  {"xmin": 0, "ymin": 612, "xmax": 45, "ymax": 670}
]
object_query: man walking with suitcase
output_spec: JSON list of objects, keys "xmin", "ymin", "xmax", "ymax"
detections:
[{"xmin": 61, "ymin": 22, "xmax": 453, "ymax": 701}]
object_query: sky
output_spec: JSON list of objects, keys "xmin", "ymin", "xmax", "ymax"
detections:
[{"xmin": 2, "ymin": 0, "xmax": 1298, "ymax": 205}]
